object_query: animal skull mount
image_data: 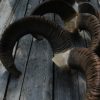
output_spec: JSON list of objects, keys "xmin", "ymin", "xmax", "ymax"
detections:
[{"xmin": 0, "ymin": 1, "xmax": 100, "ymax": 100}]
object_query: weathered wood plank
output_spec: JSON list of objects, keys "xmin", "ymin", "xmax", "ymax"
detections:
[
  {"xmin": 54, "ymin": 66, "xmax": 71, "ymax": 100},
  {"xmin": 19, "ymin": 0, "xmax": 53, "ymax": 99},
  {"xmin": 78, "ymin": 72, "xmax": 86, "ymax": 100},
  {"xmin": 0, "ymin": 0, "xmax": 20, "ymax": 99},
  {"xmin": 26, "ymin": 0, "xmax": 42, "ymax": 16},
  {"xmin": 6, "ymin": 35, "xmax": 32, "ymax": 100},
  {"xmin": 0, "ymin": 63, "xmax": 9, "ymax": 100},
  {"xmin": 4, "ymin": 0, "xmax": 33, "ymax": 99},
  {"xmin": 6, "ymin": 0, "xmax": 53, "ymax": 100},
  {"xmin": 0, "ymin": 0, "xmax": 20, "ymax": 33},
  {"xmin": 54, "ymin": 64, "xmax": 80, "ymax": 100},
  {"xmin": 20, "ymin": 39, "xmax": 53, "ymax": 100},
  {"xmin": 69, "ymin": 70, "xmax": 80, "ymax": 100},
  {"xmin": 91, "ymin": 0, "xmax": 100, "ymax": 9}
]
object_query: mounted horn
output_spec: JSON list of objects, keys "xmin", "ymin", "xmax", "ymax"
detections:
[
  {"xmin": 76, "ymin": 2, "xmax": 100, "ymax": 52},
  {"xmin": 77, "ymin": 13, "xmax": 100, "ymax": 56},
  {"xmin": 69, "ymin": 48, "xmax": 100, "ymax": 100},
  {"xmin": 0, "ymin": 16, "xmax": 76, "ymax": 78},
  {"xmin": 52, "ymin": 48, "xmax": 100, "ymax": 100},
  {"xmin": 77, "ymin": 2, "xmax": 99, "ymax": 31},
  {"xmin": 31, "ymin": 0, "xmax": 76, "ymax": 22}
]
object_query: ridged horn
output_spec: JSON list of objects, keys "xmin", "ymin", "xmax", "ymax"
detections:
[
  {"xmin": 31, "ymin": 0, "xmax": 76, "ymax": 22},
  {"xmin": 77, "ymin": 13, "xmax": 100, "ymax": 56},
  {"xmin": 68, "ymin": 48, "xmax": 100, "ymax": 100},
  {"xmin": 0, "ymin": 16, "xmax": 74, "ymax": 78}
]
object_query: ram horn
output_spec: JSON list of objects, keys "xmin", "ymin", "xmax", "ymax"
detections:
[
  {"xmin": 68, "ymin": 48, "xmax": 100, "ymax": 100},
  {"xmin": 0, "ymin": 16, "xmax": 76, "ymax": 78},
  {"xmin": 77, "ymin": 2, "xmax": 99, "ymax": 31},
  {"xmin": 77, "ymin": 13, "xmax": 100, "ymax": 57},
  {"xmin": 52, "ymin": 48, "xmax": 100, "ymax": 100},
  {"xmin": 31, "ymin": 0, "xmax": 76, "ymax": 22}
]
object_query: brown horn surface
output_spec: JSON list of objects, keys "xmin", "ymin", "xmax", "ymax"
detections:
[
  {"xmin": 0, "ymin": 16, "xmax": 74, "ymax": 78},
  {"xmin": 68, "ymin": 48, "xmax": 100, "ymax": 100},
  {"xmin": 77, "ymin": 13, "xmax": 100, "ymax": 56}
]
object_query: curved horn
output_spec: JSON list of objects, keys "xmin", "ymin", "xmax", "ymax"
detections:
[
  {"xmin": 0, "ymin": 16, "xmax": 74, "ymax": 78},
  {"xmin": 52, "ymin": 47, "xmax": 100, "ymax": 100},
  {"xmin": 68, "ymin": 48, "xmax": 100, "ymax": 100},
  {"xmin": 77, "ymin": 13, "xmax": 100, "ymax": 56},
  {"xmin": 31, "ymin": 0, "xmax": 76, "ymax": 22},
  {"xmin": 77, "ymin": 2, "xmax": 99, "ymax": 32}
]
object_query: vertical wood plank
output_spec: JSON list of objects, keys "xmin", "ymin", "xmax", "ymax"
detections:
[
  {"xmin": 0, "ymin": 0, "xmax": 20, "ymax": 33},
  {"xmin": 25, "ymin": 0, "xmax": 41, "ymax": 16},
  {"xmin": 6, "ymin": 0, "xmax": 53, "ymax": 100},
  {"xmin": 0, "ymin": 63, "xmax": 9, "ymax": 100},
  {"xmin": 90, "ymin": 0, "xmax": 100, "ymax": 9},
  {"xmin": 5, "ymin": 0, "xmax": 33, "ymax": 99},
  {"xmin": 54, "ymin": 61, "xmax": 80, "ymax": 100},
  {"xmin": 6, "ymin": 35, "xmax": 33, "ymax": 100},
  {"xmin": 20, "ymin": 39, "xmax": 53, "ymax": 100},
  {"xmin": 78, "ymin": 72, "xmax": 86, "ymax": 100},
  {"xmin": 54, "ymin": 66, "xmax": 71, "ymax": 100},
  {"xmin": 19, "ymin": 0, "xmax": 53, "ymax": 100},
  {"xmin": 0, "ymin": 0, "xmax": 20, "ymax": 99}
]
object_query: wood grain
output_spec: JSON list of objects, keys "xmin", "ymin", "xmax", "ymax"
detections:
[{"xmin": 0, "ymin": 0, "xmax": 20, "ymax": 99}]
